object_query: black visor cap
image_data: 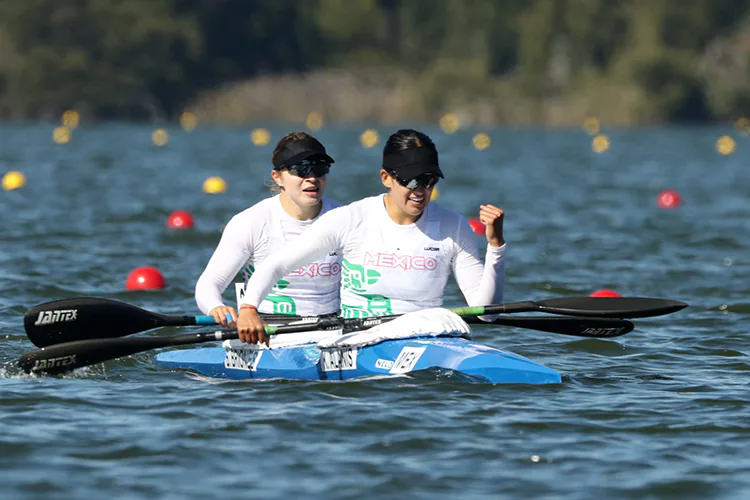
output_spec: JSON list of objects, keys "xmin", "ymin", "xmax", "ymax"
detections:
[
  {"xmin": 272, "ymin": 137, "xmax": 335, "ymax": 170},
  {"xmin": 383, "ymin": 147, "xmax": 443, "ymax": 180}
]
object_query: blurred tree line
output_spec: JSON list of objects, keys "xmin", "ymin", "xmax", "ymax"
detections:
[{"xmin": 0, "ymin": 0, "xmax": 749, "ymax": 123}]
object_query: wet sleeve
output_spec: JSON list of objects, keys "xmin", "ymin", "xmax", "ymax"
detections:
[
  {"xmin": 195, "ymin": 216, "xmax": 256, "ymax": 314},
  {"xmin": 240, "ymin": 207, "xmax": 348, "ymax": 308}
]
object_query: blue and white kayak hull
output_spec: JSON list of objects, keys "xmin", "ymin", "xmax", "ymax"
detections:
[{"xmin": 154, "ymin": 337, "xmax": 561, "ymax": 385}]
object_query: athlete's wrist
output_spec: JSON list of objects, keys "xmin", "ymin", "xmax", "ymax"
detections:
[{"xmin": 240, "ymin": 304, "xmax": 258, "ymax": 312}]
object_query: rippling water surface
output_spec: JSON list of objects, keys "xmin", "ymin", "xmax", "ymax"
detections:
[{"xmin": 1, "ymin": 123, "xmax": 748, "ymax": 499}]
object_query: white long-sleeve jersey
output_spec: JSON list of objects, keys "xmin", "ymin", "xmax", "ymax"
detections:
[
  {"xmin": 242, "ymin": 194, "xmax": 504, "ymax": 317},
  {"xmin": 195, "ymin": 195, "xmax": 341, "ymax": 316}
]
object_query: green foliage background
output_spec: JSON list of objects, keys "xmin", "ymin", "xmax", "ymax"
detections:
[{"xmin": 1, "ymin": 0, "xmax": 749, "ymax": 123}]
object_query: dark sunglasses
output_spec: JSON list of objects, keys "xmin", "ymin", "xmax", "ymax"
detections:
[
  {"xmin": 388, "ymin": 170, "xmax": 440, "ymax": 190},
  {"xmin": 285, "ymin": 160, "xmax": 331, "ymax": 178}
]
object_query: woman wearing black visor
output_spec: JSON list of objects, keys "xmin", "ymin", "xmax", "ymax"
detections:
[
  {"xmin": 195, "ymin": 132, "xmax": 341, "ymax": 327},
  {"xmin": 237, "ymin": 129, "xmax": 505, "ymax": 345}
]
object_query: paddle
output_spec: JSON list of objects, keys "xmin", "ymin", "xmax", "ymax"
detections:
[
  {"xmin": 24, "ymin": 297, "xmax": 288, "ymax": 348},
  {"xmin": 465, "ymin": 315, "xmax": 633, "ymax": 338},
  {"xmin": 20, "ymin": 326, "xmax": 298, "ymax": 375},
  {"xmin": 18, "ymin": 313, "xmax": 635, "ymax": 375},
  {"xmin": 23, "ymin": 296, "xmax": 684, "ymax": 347},
  {"xmin": 456, "ymin": 297, "xmax": 688, "ymax": 319}
]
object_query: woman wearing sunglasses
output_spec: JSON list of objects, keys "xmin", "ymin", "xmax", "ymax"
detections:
[
  {"xmin": 237, "ymin": 128, "xmax": 505, "ymax": 344},
  {"xmin": 195, "ymin": 132, "xmax": 341, "ymax": 328}
]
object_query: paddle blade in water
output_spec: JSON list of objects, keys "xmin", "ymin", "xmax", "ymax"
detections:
[
  {"xmin": 18, "ymin": 331, "xmax": 239, "ymax": 375},
  {"xmin": 18, "ymin": 322, "xmax": 325, "ymax": 375},
  {"xmin": 19, "ymin": 337, "xmax": 171, "ymax": 374},
  {"xmin": 466, "ymin": 315, "xmax": 635, "ymax": 338},
  {"xmin": 23, "ymin": 297, "xmax": 190, "ymax": 348}
]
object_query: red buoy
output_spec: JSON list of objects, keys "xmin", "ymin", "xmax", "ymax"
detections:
[
  {"xmin": 166, "ymin": 210, "xmax": 195, "ymax": 229},
  {"xmin": 590, "ymin": 289, "xmax": 621, "ymax": 298},
  {"xmin": 467, "ymin": 217, "xmax": 485, "ymax": 236},
  {"xmin": 657, "ymin": 189, "xmax": 681, "ymax": 209},
  {"xmin": 125, "ymin": 266, "xmax": 166, "ymax": 290}
]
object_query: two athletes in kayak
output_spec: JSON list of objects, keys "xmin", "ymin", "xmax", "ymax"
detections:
[{"xmin": 236, "ymin": 129, "xmax": 506, "ymax": 344}]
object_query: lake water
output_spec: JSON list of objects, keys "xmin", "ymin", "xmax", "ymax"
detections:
[{"xmin": 1, "ymin": 123, "xmax": 748, "ymax": 499}]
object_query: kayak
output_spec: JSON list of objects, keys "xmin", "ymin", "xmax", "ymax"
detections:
[
  {"xmin": 155, "ymin": 307, "xmax": 561, "ymax": 385},
  {"xmin": 154, "ymin": 336, "xmax": 561, "ymax": 385}
]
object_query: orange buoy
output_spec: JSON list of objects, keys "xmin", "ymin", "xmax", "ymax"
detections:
[
  {"xmin": 166, "ymin": 210, "xmax": 195, "ymax": 229},
  {"xmin": 590, "ymin": 289, "xmax": 621, "ymax": 298},
  {"xmin": 467, "ymin": 217, "xmax": 485, "ymax": 236},
  {"xmin": 125, "ymin": 267, "xmax": 166, "ymax": 290}
]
